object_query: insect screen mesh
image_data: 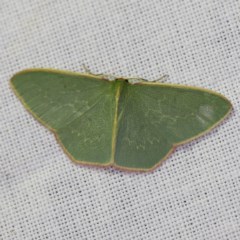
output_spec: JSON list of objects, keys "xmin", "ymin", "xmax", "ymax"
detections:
[{"xmin": 0, "ymin": 1, "xmax": 239, "ymax": 239}]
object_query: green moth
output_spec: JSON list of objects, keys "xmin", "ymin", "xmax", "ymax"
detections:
[{"xmin": 10, "ymin": 69, "xmax": 232, "ymax": 172}]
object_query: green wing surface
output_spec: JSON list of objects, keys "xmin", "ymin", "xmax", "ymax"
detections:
[
  {"xmin": 11, "ymin": 69, "xmax": 232, "ymax": 171},
  {"xmin": 114, "ymin": 83, "xmax": 231, "ymax": 170},
  {"xmin": 11, "ymin": 70, "xmax": 117, "ymax": 165}
]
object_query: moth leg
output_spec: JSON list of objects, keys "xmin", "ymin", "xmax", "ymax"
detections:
[
  {"xmin": 153, "ymin": 74, "xmax": 169, "ymax": 83},
  {"xmin": 127, "ymin": 77, "xmax": 148, "ymax": 84},
  {"xmin": 82, "ymin": 64, "xmax": 92, "ymax": 74}
]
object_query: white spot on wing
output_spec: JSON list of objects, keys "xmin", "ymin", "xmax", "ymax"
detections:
[{"xmin": 199, "ymin": 105, "xmax": 214, "ymax": 121}]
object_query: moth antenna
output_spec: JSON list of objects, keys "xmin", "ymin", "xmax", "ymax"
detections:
[{"xmin": 82, "ymin": 64, "xmax": 117, "ymax": 81}]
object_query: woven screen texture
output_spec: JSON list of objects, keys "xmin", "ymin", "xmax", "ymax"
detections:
[{"xmin": 0, "ymin": 1, "xmax": 240, "ymax": 239}]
